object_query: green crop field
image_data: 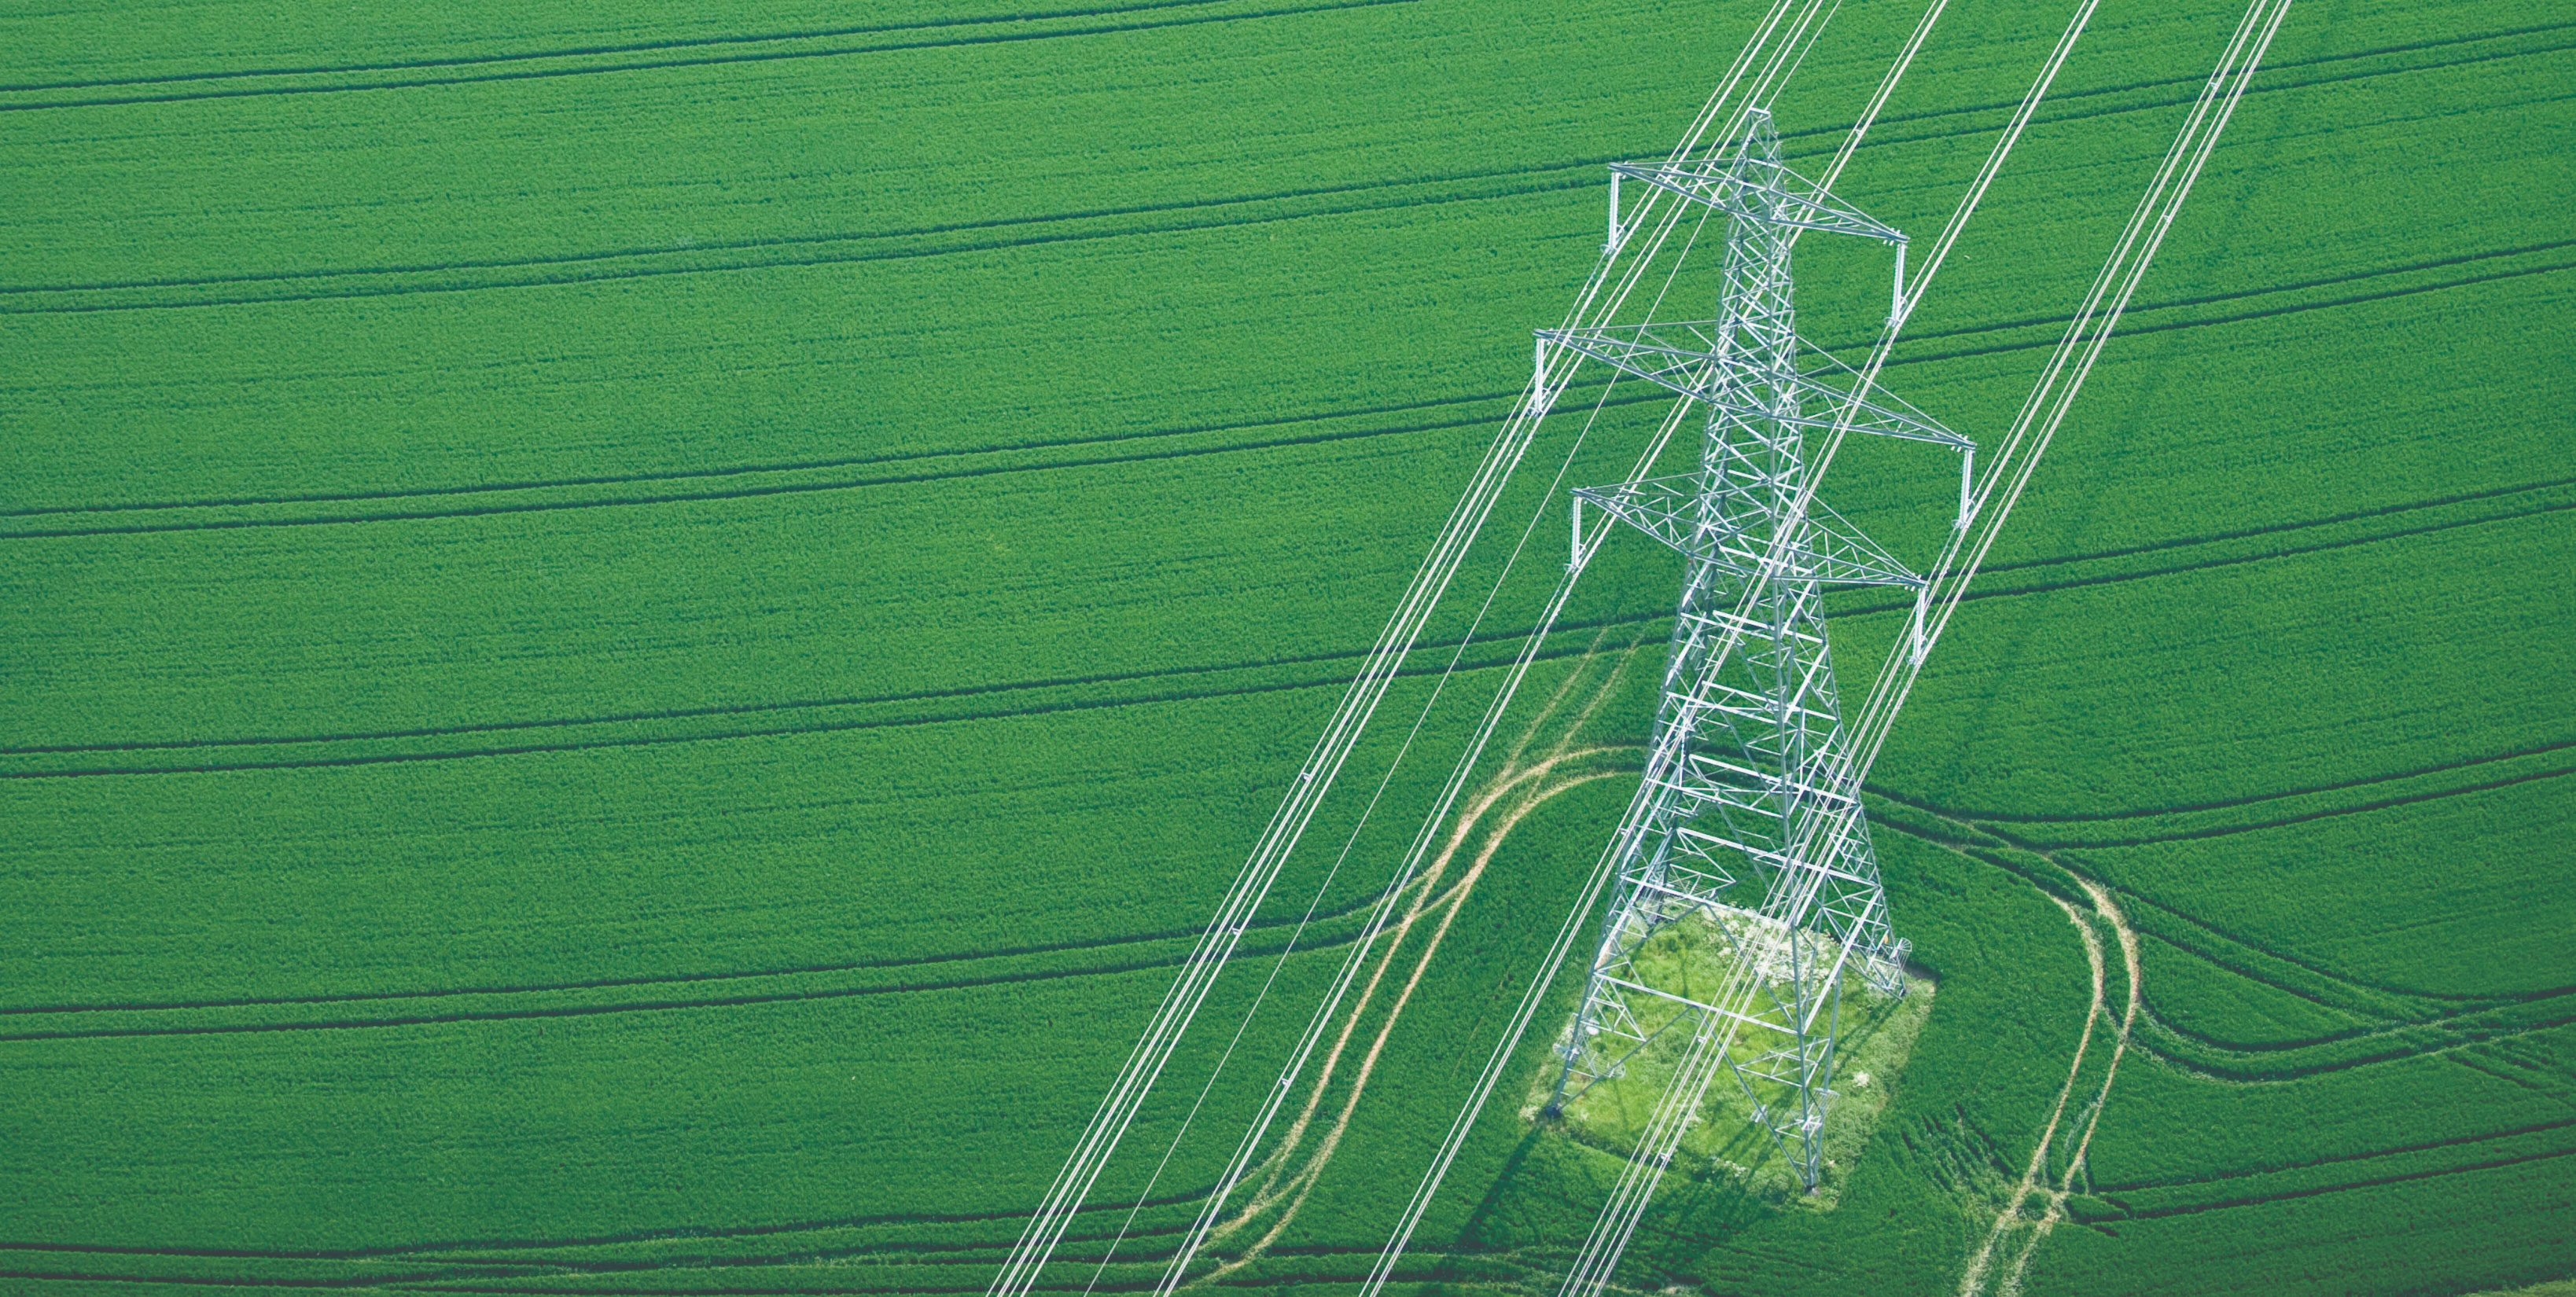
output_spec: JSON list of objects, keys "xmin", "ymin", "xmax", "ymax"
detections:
[{"xmin": 2, "ymin": 0, "xmax": 2570, "ymax": 1293}]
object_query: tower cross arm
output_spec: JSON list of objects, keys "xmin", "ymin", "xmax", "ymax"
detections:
[
  {"xmin": 1608, "ymin": 156, "xmax": 1905, "ymax": 245},
  {"xmin": 1796, "ymin": 340, "xmax": 1973, "ymax": 449},
  {"xmin": 1536, "ymin": 325, "xmax": 1973, "ymax": 453},
  {"xmin": 1798, "ymin": 497, "xmax": 1926, "ymax": 589},
  {"xmin": 1568, "ymin": 476, "xmax": 1922, "ymax": 589},
  {"xmin": 1536, "ymin": 322, "xmax": 1726, "ymax": 400}
]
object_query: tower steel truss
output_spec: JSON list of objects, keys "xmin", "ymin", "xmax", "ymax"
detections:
[{"xmin": 1538, "ymin": 109, "xmax": 1964, "ymax": 1190}]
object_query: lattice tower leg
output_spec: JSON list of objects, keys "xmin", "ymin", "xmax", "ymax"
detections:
[{"xmin": 1540, "ymin": 116, "xmax": 1904, "ymax": 1192}]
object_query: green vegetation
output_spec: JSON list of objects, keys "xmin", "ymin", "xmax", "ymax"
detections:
[
  {"xmin": 1538, "ymin": 922, "xmax": 1937, "ymax": 1207},
  {"xmin": 2, "ymin": 0, "xmax": 2569, "ymax": 1293}
]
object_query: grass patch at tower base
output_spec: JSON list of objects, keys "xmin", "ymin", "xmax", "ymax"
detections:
[{"xmin": 1525, "ymin": 912, "xmax": 1936, "ymax": 1209}]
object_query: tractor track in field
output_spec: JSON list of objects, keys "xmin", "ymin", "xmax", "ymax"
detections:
[
  {"xmin": 1891, "ymin": 814, "xmax": 2576, "ymax": 1086},
  {"xmin": 1887, "ymin": 803, "xmax": 2575, "ymax": 1268},
  {"xmin": 0, "ymin": 630, "xmax": 1646, "ymax": 779},
  {"xmin": 0, "ymin": 164, "xmax": 1595, "ymax": 316},
  {"xmin": 0, "ymin": 898, "xmax": 1400, "ymax": 1042},
  {"xmin": 2080, "ymin": 879, "xmax": 2526, "ymax": 1012},
  {"xmin": 0, "ymin": 0, "xmax": 1417, "ymax": 114},
  {"xmin": 1904, "ymin": 239, "xmax": 2576, "ymax": 356},
  {"xmin": 1847, "ymin": 17, "xmax": 2576, "ymax": 140},
  {"xmin": 2129, "ymin": 1004, "xmax": 2576, "ymax": 1085},
  {"xmin": 0, "ymin": 1269, "xmax": 465, "ymax": 1290},
  {"xmin": 11, "ymin": 476, "xmax": 2566, "ymax": 779},
  {"xmin": 2015, "ymin": 762, "xmax": 2576, "ymax": 851},
  {"xmin": 1179, "ymin": 647, "xmax": 1639, "ymax": 1288},
  {"xmin": 18, "ymin": 501, "xmax": 2563, "ymax": 766},
  {"xmin": 2137, "ymin": 973, "xmax": 2576, "ymax": 1056},
  {"xmin": 7, "ymin": 250, "xmax": 2568, "ymax": 541},
  {"xmin": 0, "ymin": 939, "xmax": 1335, "ymax": 1042},
  {"xmin": 1937, "ymin": 842, "xmax": 2570, "ymax": 1269},
  {"xmin": 1833, "ymin": 482, "xmax": 2576, "ymax": 622},
  {"xmin": 6, "ymin": 150, "xmax": 2561, "ymax": 321},
  {"xmin": 0, "ymin": 891, "xmax": 1390, "ymax": 1020},
  {"xmin": 21, "ymin": 700, "xmax": 2523, "ymax": 1046},
  {"xmin": 0, "ymin": 1194, "xmax": 1227, "ymax": 1266},
  {"xmin": 2, "ymin": 31, "xmax": 2566, "ymax": 314},
  {"xmin": 0, "ymin": 411, "xmax": 1491, "ymax": 539},
  {"xmin": 2091, "ymin": 1117, "xmax": 2576, "ymax": 1197},
  {"xmin": 0, "ymin": 1229, "xmax": 1205, "ymax": 1271},
  {"xmin": 0, "ymin": 1245, "xmax": 1546, "ymax": 1297},
  {"xmin": 0, "ymin": 653, "xmax": 1632, "ymax": 1045},
  {"xmin": 0, "ymin": 6, "xmax": 2557, "ymax": 116},
  {"xmin": 376, "ymin": 1270, "xmax": 1489, "ymax": 1295},
  {"xmin": 0, "ymin": 1237, "xmax": 1194, "ymax": 1278},
  {"xmin": 2107, "ymin": 1141, "xmax": 2576, "ymax": 1222},
  {"xmin": 0, "ymin": 392, "xmax": 1514, "ymax": 520},
  {"xmin": 1956, "ymin": 868, "xmax": 2138, "ymax": 1297},
  {"xmin": 1880, "ymin": 786, "xmax": 2576, "ymax": 1041},
  {"xmin": 2446, "ymin": 1049, "xmax": 2576, "ymax": 1111},
  {"xmin": 0, "ymin": 159, "xmax": 1605, "ymax": 303},
  {"xmin": 0, "ymin": 619, "xmax": 1617, "ymax": 755},
  {"xmin": 1869, "ymin": 31, "xmax": 2576, "ymax": 161},
  {"xmin": 1908, "ymin": 736, "xmax": 2576, "ymax": 828},
  {"xmin": 0, "ymin": 1233, "xmax": 1500, "ymax": 1268},
  {"xmin": 0, "ymin": 0, "xmax": 1265, "ymax": 95},
  {"xmin": 2119, "ymin": 888, "xmax": 2576, "ymax": 1076},
  {"xmin": 381, "ymin": 1269, "xmax": 1464, "ymax": 1294},
  {"xmin": 6, "ymin": 244, "xmax": 2567, "ymax": 531},
  {"xmin": 1894, "ymin": 245, "xmax": 2576, "ymax": 372},
  {"xmin": 1873, "ymin": 737, "xmax": 2576, "ymax": 859},
  {"xmin": 0, "ymin": 1231, "xmax": 1543, "ymax": 1290}
]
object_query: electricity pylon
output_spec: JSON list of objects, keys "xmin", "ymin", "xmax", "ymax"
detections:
[{"xmin": 1536, "ymin": 109, "xmax": 1967, "ymax": 1190}]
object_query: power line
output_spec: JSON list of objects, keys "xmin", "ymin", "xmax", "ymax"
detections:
[{"xmin": 1352, "ymin": 2, "xmax": 2295, "ymax": 1293}]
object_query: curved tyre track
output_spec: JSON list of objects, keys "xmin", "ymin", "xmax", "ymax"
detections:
[
  {"xmin": 1880, "ymin": 801, "xmax": 2574, "ymax": 1071},
  {"xmin": 1956, "ymin": 876, "xmax": 2139, "ymax": 1297},
  {"xmin": 1892, "ymin": 803, "xmax": 2574, "ymax": 1273}
]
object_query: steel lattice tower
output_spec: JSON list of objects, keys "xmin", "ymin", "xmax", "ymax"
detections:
[{"xmin": 1536, "ymin": 110, "xmax": 1967, "ymax": 1189}]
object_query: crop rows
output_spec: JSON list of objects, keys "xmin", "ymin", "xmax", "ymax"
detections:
[{"xmin": 2, "ymin": 0, "xmax": 2569, "ymax": 1291}]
